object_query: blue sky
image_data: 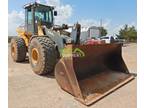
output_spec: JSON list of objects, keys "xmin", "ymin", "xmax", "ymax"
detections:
[{"xmin": 8, "ymin": 0, "xmax": 137, "ymax": 35}]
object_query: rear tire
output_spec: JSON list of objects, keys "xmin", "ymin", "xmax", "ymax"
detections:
[
  {"xmin": 28, "ymin": 37, "xmax": 57, "ymax": 75},
  {"xmin": 11, "ymin": 37, "xmax": 27, "ymax": 62}
]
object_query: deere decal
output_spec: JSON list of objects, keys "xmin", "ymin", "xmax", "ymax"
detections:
[
  {"xmin": 60, "ymin": 48, "xmax": 85, "ymax": 57},
  {"xmin": 73, "ymin": 48, "xmax": 85, "ymax": 57}
]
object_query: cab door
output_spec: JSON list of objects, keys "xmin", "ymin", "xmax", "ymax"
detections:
[{"xmin": 25, "ymin": 8, "xmax": 34, "ymax": 34}]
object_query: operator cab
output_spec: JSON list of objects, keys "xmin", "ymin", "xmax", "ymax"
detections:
[{"xmin": 24, "ymin": 2, "xmax": 56, "ymax": 34}]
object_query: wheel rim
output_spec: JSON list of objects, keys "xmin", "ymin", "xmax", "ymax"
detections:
[
  {"xmin": 31, "ymin": 48, "xmax": 39, "ymax": 65},
  {"xmin": 11, "ymin": 43, "xmax": 16, "ymax": 58}
]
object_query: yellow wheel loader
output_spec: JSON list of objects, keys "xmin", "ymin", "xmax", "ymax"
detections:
[{"xmin": 11, "ymin": 2, "xmax": 134, "ymax": 105}]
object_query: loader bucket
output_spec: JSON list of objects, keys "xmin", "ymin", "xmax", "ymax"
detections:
[{"xmin": 55, "ymin": 44, "xmax": 134, "ymax": 105}]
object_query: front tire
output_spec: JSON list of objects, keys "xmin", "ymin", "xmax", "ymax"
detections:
[
  {"xmin": 11, "ymin": 37, "xmax": 27, "ymax": 62},
  {"xmin": 28, "ymin": 37, "xmax": 57, "ymax": 75}
]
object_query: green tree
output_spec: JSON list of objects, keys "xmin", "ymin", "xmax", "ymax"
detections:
[
  {"xmin": 117, "ymin": 24, "xmax": 137, "ymax": 42},
  {"xmin": 98, "ymin": 27, "xmax": 108, "ymax": 36}
]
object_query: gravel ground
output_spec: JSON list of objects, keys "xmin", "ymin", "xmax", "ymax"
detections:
[{"xmin": 8, "ymin": 43, "xmax": 137, "ymax": 108}]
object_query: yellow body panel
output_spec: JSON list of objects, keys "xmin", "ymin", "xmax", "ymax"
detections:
[
  {"xmin": 16, "ymin": 27, "xmax": 32, "ymax": 47},
  {"xmin": 38, "ymin": 25, "xmax": 44, "ymax": 36},
  {"xmin": 16, "ymin": 25, "xmax": 44, "ymax": 47}
]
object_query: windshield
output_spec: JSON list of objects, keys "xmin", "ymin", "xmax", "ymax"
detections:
[
  {"xmin": 35, "ymin": 10, "xmax": 53, "ymax": 23},
  {"xmin": 100, "ymin": 37, "xmax": 109, "ymax": 39}
]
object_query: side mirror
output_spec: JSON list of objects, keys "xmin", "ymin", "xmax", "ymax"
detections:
[{"xmin": 54, "ymin": 11, "xmax": 57, "ymax": 16}]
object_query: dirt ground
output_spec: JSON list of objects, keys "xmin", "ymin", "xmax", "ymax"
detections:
[{"xmin": 8, "ymin": 43, "xmax": 137, "ymax": 108}]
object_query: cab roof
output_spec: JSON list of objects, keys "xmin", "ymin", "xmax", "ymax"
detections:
[{"xmin": 23, "ymin": 2, "xmax": 54, "ymax": 9}]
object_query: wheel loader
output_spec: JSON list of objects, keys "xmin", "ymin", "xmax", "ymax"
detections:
[{"xmin": 11, "ymin": 2, "xmax": 134, "ymax": 105}]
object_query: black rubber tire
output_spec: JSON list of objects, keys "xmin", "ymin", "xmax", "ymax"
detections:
[
  {"xmin": 28, "ymin": 37, "xmax": 57, "ymax": 75},
  {"xmin": 11, "ymin": 37, "xmax": 27, "ymax": 62}
]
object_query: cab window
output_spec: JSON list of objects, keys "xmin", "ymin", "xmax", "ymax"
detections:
[
  {"xmin": 35, "ymin": 10, "xmax": 53, "ymax": 23},
  {"xmin": 28, "ymin": 9, "xmax": 32, "ymax": 24}
]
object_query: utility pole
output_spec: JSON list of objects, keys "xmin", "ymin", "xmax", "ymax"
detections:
[
  {"xmin": 100, "ymin": 19, "xmax": 103, "ymax": 37},
  {"xmin": 100, "ymin": 19, "xmax": 102, "ymax": 27}
]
